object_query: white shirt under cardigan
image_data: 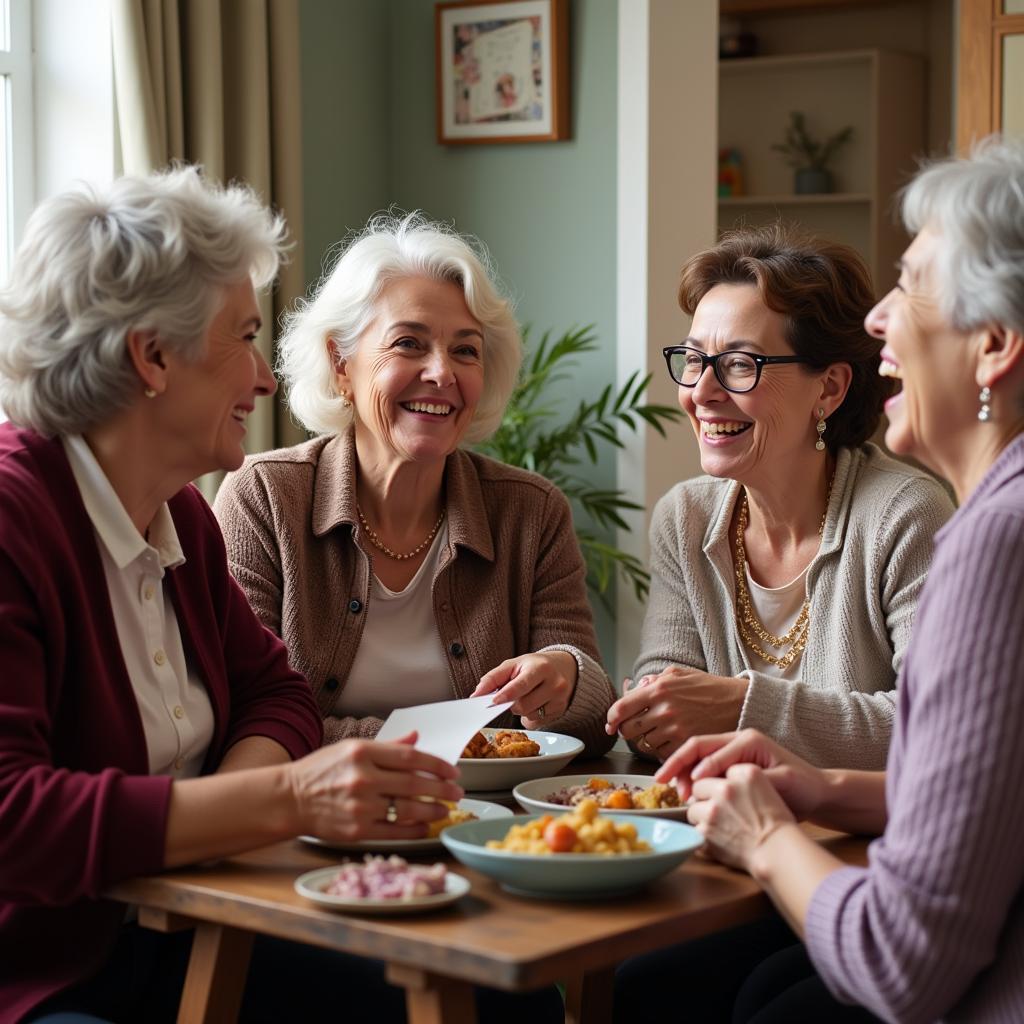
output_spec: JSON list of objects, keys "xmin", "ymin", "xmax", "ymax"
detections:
[
  {"xmin": 335, "ymin": 525, "xmax": 452, "ymax": 717},
  {"xmin": 635, "ymin": 443, "xmax": 956, "ymax": 769},
  {"xmin": 62, "ymin": 435, "xmax": 213, "ymax": 778}
]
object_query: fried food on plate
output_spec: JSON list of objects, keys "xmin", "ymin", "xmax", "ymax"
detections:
[{"xmin": 460, "ymin": 729, "xmax": 541, "ymax": 759}]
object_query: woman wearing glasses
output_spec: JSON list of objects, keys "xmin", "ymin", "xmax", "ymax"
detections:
[{"xmin": 606, "ymin": 226, "xmax": 954, "ymax": 771}]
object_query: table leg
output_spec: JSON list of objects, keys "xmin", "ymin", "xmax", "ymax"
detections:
[
  {"xmin": 564, "ymin": 967, "xmax": 614, "ymax": 1024},
  {"xmin": 175, "ymin": 923, "xmax": 254, "ymax": 1024},
  {"xmin": 386, "ymin": 963, "xmax": 477, "ymax": 1024}
]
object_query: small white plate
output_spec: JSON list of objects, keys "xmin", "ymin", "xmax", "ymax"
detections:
[
  {"xmin": 298, "ymin": 798, "xmax": 512, "ymax": 853},
  {"xmin": 295, "ymin": 866, "xmax": 470, "ymax": 915},
  {"xmin": 457, "ymin": 728, "xmax": 585, "ymax": 791},
  {"xmin": 513, "ymin": 774, "xmax": 690, "ymax": 821}
]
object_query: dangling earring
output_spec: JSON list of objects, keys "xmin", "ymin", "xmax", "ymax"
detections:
[
  {"xmin": 340, "ymin": 392, "xmax": 352, "ymax": 409},
  {"xmin": 815, "ymin": 408, "xmax": 826, "ymax": 451},
  {"xmin": 978, "ymin": 386, "xmax": 992, "ymax": 422},
  {"xmin": 144, "ymin": 387, "xmax": 157, "ymax": 399}
]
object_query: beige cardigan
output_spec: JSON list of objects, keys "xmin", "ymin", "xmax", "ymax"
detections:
[
  {"xmin": 636, "ymin": 444, "xmax": 955, "ymax": 769},
  {"xmin": 214, "ymin": 430, "xmax": 616, "ymax": 756}
]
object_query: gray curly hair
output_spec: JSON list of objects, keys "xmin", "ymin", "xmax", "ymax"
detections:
[
  {"xmin": 0, "ymin": 165, "xmax": 287, "ymax": 436},
  {"xmin": 901, "ymin": 136, "xmax": 1024, "ymax": 337}
]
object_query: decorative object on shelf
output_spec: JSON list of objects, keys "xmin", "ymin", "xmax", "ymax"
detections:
[
  {"xmin": 771, "ymin": 111, "xmax": 853, "ymax": 194},
  {"xmin": 719, "ymin": 17, "xmax": 758, "ymax": 60},
  {"xmin": 718, "ymin": 148, "xmax": 745, "ymax": 197},
  {"xmin": 476, "ymin": 326, "xmax": 682, "ymax": 611},
  {"xmin": 435, "ymin": 0, "xmax": 569, "ymax": 144}
]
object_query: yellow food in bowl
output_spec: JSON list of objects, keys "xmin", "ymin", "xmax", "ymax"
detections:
[
  {"xmin": 486, "ymin": 799, "xmax": 651, "ymax": 855},
  {"xmin": 423, "ymin": 801, "xmax": 478, "ymax": 838}
]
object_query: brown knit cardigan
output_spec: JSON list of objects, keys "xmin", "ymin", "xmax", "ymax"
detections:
[{"xmin": 213, "ymin": 430, "xmax": 616, "ymax": 756}]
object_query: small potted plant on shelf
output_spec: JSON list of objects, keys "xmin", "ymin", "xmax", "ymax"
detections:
[{"xmin": 771, "ymin": 111, "xmax": 853, "ymax": 195}]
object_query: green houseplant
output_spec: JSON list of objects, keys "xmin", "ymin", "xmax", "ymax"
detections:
[
  {"xmin": 477, "ymin": 325, "xmax": 682, "ymax": 612},
  {"xmin": 771, "ymin": 111, "xmax": 853, "ymax": 194}
]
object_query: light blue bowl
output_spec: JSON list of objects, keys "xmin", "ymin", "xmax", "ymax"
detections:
[{"xmin": 440, "ymin": 813, "xmax": 703, "ymax": 899}]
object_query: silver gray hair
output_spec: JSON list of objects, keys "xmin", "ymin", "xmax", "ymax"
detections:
[
  {"xmin": 278, "ymin": 211, "xmax": 521, "ymax": 443},
  {"xmin": 0, "ymin": 166, "xmax": 288, "ymax": 436},
  {"xmin": 901, "ymin": 136, "xmax": 1024, "ymax": 336}
]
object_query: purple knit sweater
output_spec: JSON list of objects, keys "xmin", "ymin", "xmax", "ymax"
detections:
[{"xmin": 805, "ymin": 433, "xmax": 1024, "ymax": 1024}]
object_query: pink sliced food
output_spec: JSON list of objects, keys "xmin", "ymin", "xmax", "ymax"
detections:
[{"xmin": 324, "ymin": 855, "xmax": 447, "ymax": 900}]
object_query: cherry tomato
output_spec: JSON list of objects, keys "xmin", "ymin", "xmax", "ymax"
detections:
[
  {"xmin": 603, "ymin": 789, "xmax": 633, "ymax": 810},
  {"xmin": 543, "ymin": 821, "xmax": 577, "ymax": 853}
]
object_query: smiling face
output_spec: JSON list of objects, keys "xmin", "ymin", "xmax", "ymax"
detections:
[
  {"xmin": 161, "ymin": 278, "xmax": 275, "ymax": 476},
  {"xmin": 866, "ymin": 226, "xmax": 975, "ymax": 467},
  {"xmin": 335, "ymin": 275, "xmax": 484, "ymax": 465},
  {"xmin": 681, "ymin": 283, "xmax": 834, "ymax": 486}
]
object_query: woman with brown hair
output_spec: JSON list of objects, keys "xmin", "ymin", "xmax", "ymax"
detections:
[{"xmin": 606, "ymin": 225, "xmax": 954, "ymax": 771}]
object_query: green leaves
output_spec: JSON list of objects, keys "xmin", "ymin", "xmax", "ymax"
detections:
[
  {"xmin": 477, "ymin": 325, "xmax": 683, "ymax": 610},
  {"xmin": 770, "ymin": 111, "xmax": 853, "ymax": 172}
]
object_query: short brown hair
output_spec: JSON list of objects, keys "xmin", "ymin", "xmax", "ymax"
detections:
[{"xmin": 678, "ymin": 224, "xmax": 893, "ymax": 451}]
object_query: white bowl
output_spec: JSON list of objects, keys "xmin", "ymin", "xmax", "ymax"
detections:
[
  {"xmin": 513, "ymin": 774, "xmax": 690, "ymax": 821},
  {"xmin": 456, "ymin": 728, "xmax": 584, "ymax": 792},
  {"xmin": 440, "ymin": 814, "xmax": 703, "ymax": 899}
]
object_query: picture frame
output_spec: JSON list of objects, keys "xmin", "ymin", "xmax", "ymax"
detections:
[{"xmin": 435, "ymin": 0, "xmax": 570, "ymax": 145}]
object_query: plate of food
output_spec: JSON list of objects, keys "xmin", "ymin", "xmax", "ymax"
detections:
[
  {"xmin": 457, "ymin": 728, "xmax": 585, "ymax": 792},
  {"xmin": 295, "ymin": 856, "xmax": 470, "ymax": 915},
  {"xmin": 440, "ymin": 799, "xmax": 702, "ymax": 899},
  {"xmin": 298, "ymin": 798, "xmax": 512, "ymax": 853},
  {"xmin": 513, "ymin": 775, "xmax": 689, "ymax": 821}
]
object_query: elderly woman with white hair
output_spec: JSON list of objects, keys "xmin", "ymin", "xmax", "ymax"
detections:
[
  {"xmin": 0, "ymin": 169, "xmax": 514, "ymax": 1023},
  {"xmin": 214, "ymin": 213, "xmax": 616, "ymax": 754},
  {"xmin": 655, "ymin": 137, "xmax": 1024, "ymax": 1023}
]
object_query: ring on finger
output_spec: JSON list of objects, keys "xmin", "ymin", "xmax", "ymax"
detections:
[
  {"xmin": 385, "ymin": 799, "xmax": 398, "ymax": 824},
  {"xmin": 536, "ymin": 704, "xmax": 547, "ymax": 720}
]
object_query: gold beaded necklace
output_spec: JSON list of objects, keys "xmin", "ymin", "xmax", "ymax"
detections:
[
  {"xmin": 733, "ymin": 480, "xmax": 832, "ymax": 670},
  {"xmin": 356, "ymin": 505, "xmax": 445, "ymax": 561}
]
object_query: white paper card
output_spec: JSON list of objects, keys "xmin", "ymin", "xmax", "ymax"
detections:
[{"xmin": 375, "ymin": 695, "xmax": 514, "ymax": 765}]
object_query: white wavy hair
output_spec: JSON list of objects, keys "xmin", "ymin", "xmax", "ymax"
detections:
[
  {"xmin": 901, "ymin": 135, "xmax": 1024, "ymax": 336},
  {"xmin": 278, "ymin": 211, "xmax": 522, "ymax": 443},
  {"xmin": 0, "ymin": 166, "xmax": 287, "ymax": 436}
]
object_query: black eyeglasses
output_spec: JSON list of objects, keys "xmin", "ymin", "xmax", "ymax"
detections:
[{"xmin": 662, "ymin": 345, "xmax": 811, "ymax": 394}]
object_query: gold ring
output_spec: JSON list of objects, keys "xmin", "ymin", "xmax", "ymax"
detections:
[
  {"xmin": 536, "ymin": 704, "xmax": 546, "ymax": 719},
  {"xmin": 385, "ymin": 800, "xmax": 398, "ymax": 823},
  {"xmin": 639, "ymin": 735, "xmax": 653, "ymax": 753}
]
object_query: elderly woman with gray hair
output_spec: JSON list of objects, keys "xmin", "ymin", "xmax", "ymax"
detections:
[
  {"xmin": 214, "ymin": 213, "xmax": 615, "ymax": 755},
  {"xmin": 656, "ymin": 137, "xmax": 1024, "ymax": 1023},
  {"xmin": 0, "ymin": 169, "xmax": 557, "ymax": 1023}
]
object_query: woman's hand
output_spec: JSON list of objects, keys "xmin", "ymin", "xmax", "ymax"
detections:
[
  {"xmin": 286, "ymin": 732, "xmax": 463, "ymax": 843},
  {"xmin": 687, "ymin": 762, "xmax": 799, "ymax": 872},
  {"xmin": 655, "ymin": 729, "xmax": 828, "ymax": 820},
  {"xmin": 604, "ymin": 667, "xmax": 749, "ymax": 760},
  {"xmin": 470, "ymin": 651, "xmax": 578, "ymax": 727}
]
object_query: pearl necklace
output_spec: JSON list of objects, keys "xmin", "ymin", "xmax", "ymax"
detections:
[
  {"xmin": 733, "ymin": 480, "xmax": 832, "ymax": 670},
  {"xmin": 356, "ymin": 505, "xmax": 445, "ymax": 561}
]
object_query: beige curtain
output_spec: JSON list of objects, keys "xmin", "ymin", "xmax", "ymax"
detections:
[{"xmin": 111, "ymin": 0, "xmax": 307, "ymax": 497}]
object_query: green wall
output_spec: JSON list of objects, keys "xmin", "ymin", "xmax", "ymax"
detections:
[{"xmin": 299, "ymin": 0, "xmax": 620, "ymax": 667}]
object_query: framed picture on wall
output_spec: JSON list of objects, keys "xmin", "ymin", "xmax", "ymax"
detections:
[{"xmin": 435, "ymin": 0, "xmax": 570, "ymax": 144}]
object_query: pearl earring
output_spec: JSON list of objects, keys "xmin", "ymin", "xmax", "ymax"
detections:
[
  {"xmin": 144, "ymin": 387, "xmax": 157, "ymax": 399},
  {"xmin": 978, "ymin": 386, "xmax": 992, "ymax": 422},
  {"xmin": 815, "ymin": 408, "xmax": 826, "ymax": 451}
]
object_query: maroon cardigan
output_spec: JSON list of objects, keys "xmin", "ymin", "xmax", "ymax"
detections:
[{"xmin": 0, "ymin": 424, "xmax": 323, "ymax": 1023}]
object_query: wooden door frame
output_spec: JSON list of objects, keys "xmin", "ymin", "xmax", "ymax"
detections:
[{"xmin": 958, "ymin": 0, "xmax": 1024, "ymax": 148}]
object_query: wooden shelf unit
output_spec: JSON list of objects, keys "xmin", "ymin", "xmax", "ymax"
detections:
[{"xmin": 717, "ymin": 48, "xmax": 925, "ymax": 294}]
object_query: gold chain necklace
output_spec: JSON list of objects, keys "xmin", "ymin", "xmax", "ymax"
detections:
[
  {"xmin": 733, "ymin": 481, "xmax": 831, "ymax": 670},
  {"xmin": 356, "ymin": 505, "xmax": 445, "ymax": 561}
]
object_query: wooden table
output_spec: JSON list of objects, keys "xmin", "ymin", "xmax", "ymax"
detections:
[{"xmin": 105, "ymin": 750, "xmax": 868, "ymax": 1024}]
